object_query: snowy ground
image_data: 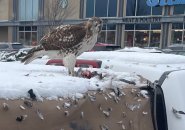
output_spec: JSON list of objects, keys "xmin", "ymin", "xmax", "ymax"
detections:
[{"xmin": 1, "ymin": 47, "xmax": 185, "ymax": 100}]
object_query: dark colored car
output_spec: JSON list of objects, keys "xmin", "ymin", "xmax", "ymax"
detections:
[
  {"xmin": 0, "ymin": 42, "xmax": 24, "ymax": 52},
  {"xmin": 163, "ymin": 44, "xmax": 185, "ymax": 56},
  {"xmin": 46, "ymin": 59, "xmax": 102, "ymax": 68},
  {"xmin": 90, "ymin": 42, "xmax": 120, "ymax": 51}
]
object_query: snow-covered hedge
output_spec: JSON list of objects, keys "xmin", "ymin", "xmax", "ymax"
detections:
[{"xmin": 0, "ymin": 49, "xmax": 28, "ymax": 62}]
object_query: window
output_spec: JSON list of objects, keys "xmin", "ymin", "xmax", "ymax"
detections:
[
  {"xmin": 124, "ymin": 24, "xmax": 161, "ymax": 48},
  {"xmin": 173, "ymin": 5, "xmax": 185, "ymax": 15},
  {"xmin": 97, "ymin": 24, "xmax": 116, "ymax": 44},
  {"xmin": 150, "ymin": 24, "xmax": 161, "ymax": 47},
  {"xmin": 86, "ymin": 0, "xmax": 117, "ymax": 44},
  {"xmin": 127, "ymin": 0, "xmax": 158, "ymax": 16},
  {"xmin": 124, "ymin": 31, "xmax": 134, "ymax": 47},
  {"xmin": 126, "ymin": 0, "xmax": 136, "ymax": 16},
  {"xmin": 85, "ymin": 0, "xmax": 117, "ymax": 17},
  {"xmin": 171, "ymin": 23, "xmax": 183, "ymax": 44},
  {"xmin": 19, "ymin": 26, "xmax": 38, "ymax": 46},
  {"xmin": 135, "ymin": 24, "xmax": 150, "ymax": 47},
  {"xmin": 152, "ymin": 6, "xmax": 162, "ymax": 15},
  {"xmin": 150, "ymin": 30, "xmax": 161, "ymax": 47},
  {"xmin": 124, "ymin": 24, "xmax": 135, "ymax": 47},
  {"xmin": 136, "ymin": 0, "xmax": 151, "ymax": 16},
  {"xmin": 19, "ymin": 0, "xmax": 39, "ymax": 21}
]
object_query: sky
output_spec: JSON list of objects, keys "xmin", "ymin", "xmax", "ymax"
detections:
[{"xmin": 0, "ymin": 47, "xmax": 185, "ymax": 100}]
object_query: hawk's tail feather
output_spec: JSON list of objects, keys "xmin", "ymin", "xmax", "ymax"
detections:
[{"xmin": 21, "ymin": 45, "xmax": 44, "ymax": 64}]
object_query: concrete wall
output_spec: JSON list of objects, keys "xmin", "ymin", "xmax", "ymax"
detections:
[
  {"xmin": 0, "ymin": 27, "xmax": 8, "ymax": 42},
  {"xmin": 0, "ymin": 0, "xmax": 9, "ymax": 20}
]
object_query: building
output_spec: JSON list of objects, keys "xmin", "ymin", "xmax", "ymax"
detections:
[{"xmin": 0, "ymin": 0, "xmax": 185, "ymax": 49}]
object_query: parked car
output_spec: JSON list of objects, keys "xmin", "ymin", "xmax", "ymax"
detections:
[
  {"xmin": 90, "ymin": 42, "xmax": 121, "ymax": 51},
  {"xmin": 147, "ymin": 70, "xmax": 185, "ymax": 130},
  {"xmin": 0, "ymin": 42, "xmax": 25, "ymax": 52},
  {"xmin": 163, "ymin": 44, "xmax": 185, "ymax": 56},
  {"xmin": 46, "ymin": 59, "xmax": 102, "ymax": 68}
]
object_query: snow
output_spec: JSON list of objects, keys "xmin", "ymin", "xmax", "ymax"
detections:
[
  {"xmin": 0, "ymin": 61, "xmax": 141, "ymax": 100},
  {"xmin": 160, "ymin": 70, "xmax": 185, "ymax": 130},
  {"xmin": 79, "ymin": 51, "xmax": 185, "ymax": 82},
  {"xmin": 1, "ymin": 47, "xmax": 185, "ymax": 100}
]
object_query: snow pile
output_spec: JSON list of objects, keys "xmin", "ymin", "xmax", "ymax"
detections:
[
  {"xmin": 0, "ymin": 49, "xmax": 28, "ymax": 62},
  {"xmin": 0, "ymin": 62, "xmax": 142, "ymax": 100},
  {"xmin": 79, "ymin": 51, "xmax": 185, "ymax": 64},
  {"xmin": 79, "ymin": 51, "xmax": 185, "ymax": 82},
  {"xmin": 117, "ymin": 47, "xmax": 162, "ymax": 53}
]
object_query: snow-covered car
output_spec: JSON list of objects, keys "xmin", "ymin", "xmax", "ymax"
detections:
[{"xmin": 146, "ymin": 70, "xmax": 185, "ymax": 130}]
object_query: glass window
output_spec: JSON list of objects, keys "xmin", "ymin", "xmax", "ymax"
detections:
[
  {"xmin": 152, "ymin": 6, "xmax": 162, "ymax": 15},
  {"xmin": 125, "ymin": 24, "xmax": 135, "ymax": 30},
  {"xmin": 172, "ymin": 23, "xmax": 183, "ymax": 29},
  {"xmin": 136, "ymin": 0, "xmax": 151, "ymax": 16},
  {"xmin": 171, "ymin": 30, "xmax": 183, "ymax": 44},
  {"xmin": 19, "ymin": 26, "xmax": 38, "ymax": 46},
  {"xmin": 124, "ymin": 31, "xmax": 134, "ymax": 47},
  {"xmin": 19, "ymin": 0, "xmax": 39, "ymax": 21},
  {"xmin": 108, "ymin": 0, "xmax": 117, "ymax": 17},
  {"xmin": 32, "ymin": 32, "xmax": 37, "ymax": 46},
  {"xmin": 19, "ymin": 27, "xmax": 24, "ymax": 31},
  {"xmin": 135, "ymin": 24, "xmax": 150, "ymax": 30},
  {"xmin": 97, "ymin": 31, "xmax": 106, "ymax": 43},
  {"xmin": 19, "ymin": 0, "xmax": 26, "ymax": 20},
  {"xmin": 86, "ymin": 0, "xmax": 95, "ymax": 17},
  {"xmin": 126, "ymin": 0, "xmax": 136, "ymax": 16},
  {"xmin": 135, "ymin": 31, "xmax": 149, "ymax": 47},
  {"xmin": 107, "ymin": 24, "xmax": 116, "ymax": 30},
  {"xmin": 19, "ymin": 32, "xmax": 24, "ymax": 44},
  {"xmin": 150, "ymin": 30, "xmax": 161, "ymax": 47},
  {"xmin": 174, "ymin": 5, "xmax": 185, "ymax": 15},
  {"xmin": 151, "ymin": 24, "xmax": 161, "ymax": 30},
  {"xmin": 95, "ymin": 0, "xmax": 108, "ymax": 17},
  {"xmin": 86, "ymin": 0, "xmax": 117, "ymax": 17},
  {"xmin": 25, "ymin": 26, "xmax": 31, "ymax": 31},
  {"xmin": 32, "ymin": 26, "xmax": 37, "ymax": 31},
  {"xmin": 32, "ymin": 0, "xmax": 39, "ymax": 20},
  {"xmin": 107, "ymin": 31, "xmax": 115, "ymax": 44},
  {"xmin": 25, "ymin": 32, "xmax": 31, "ymax": 45}
]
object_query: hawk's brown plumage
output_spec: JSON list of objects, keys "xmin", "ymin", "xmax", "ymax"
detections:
[{"xmin": 21, "ymin": 17, "xmax": 103, "ymax": 76}]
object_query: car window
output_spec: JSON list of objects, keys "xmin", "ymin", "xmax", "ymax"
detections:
[
  {"xmin": 0, "ymin": 44, "xmax": 9, "ymax": 49},
  {"xmin": 12, "ymin": 44, "xmax": 24, "ymax": 49}
]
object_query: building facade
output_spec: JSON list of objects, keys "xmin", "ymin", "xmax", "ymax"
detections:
[{"xmin": 0, "ymin": 0, "xmax": 185, "ymax": 49}]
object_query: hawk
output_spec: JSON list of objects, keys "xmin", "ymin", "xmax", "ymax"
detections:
[{"xmin": 21, "ymin": 17, "xmax": 103, "ymax": 76}]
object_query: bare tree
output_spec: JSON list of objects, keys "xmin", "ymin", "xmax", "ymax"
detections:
[{"xmin": 45, "ymin": 0, "xmax": 72, "ymax": 32}]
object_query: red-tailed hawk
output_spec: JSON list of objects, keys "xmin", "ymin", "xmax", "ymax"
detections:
[{"xmin": 21, "ymin": 17, "xmax": 103, "ymax": 76}]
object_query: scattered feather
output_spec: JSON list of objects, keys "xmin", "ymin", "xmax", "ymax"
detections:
[{"xmin": 36, "ymin": 109, "xmax": 44, "ymax": 120}]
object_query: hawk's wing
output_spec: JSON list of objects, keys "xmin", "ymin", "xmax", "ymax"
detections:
[{"xmin": 40, "ymin": 25, "xmax": 86, "ymax": 51}]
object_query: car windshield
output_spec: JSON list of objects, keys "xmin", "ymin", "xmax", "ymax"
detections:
[{"xmin": 12, "ymin": 44, "xmax": 24, "ymax": 49}]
